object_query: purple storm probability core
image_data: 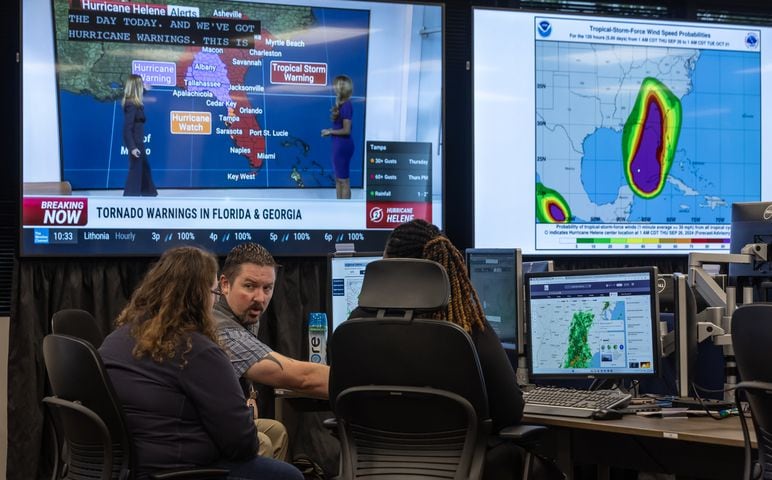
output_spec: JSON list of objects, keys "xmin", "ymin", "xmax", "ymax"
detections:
[
  {"xmin": 629, "ymin": 100, "xmax": 664, "ymax": 194},
  {"xmin": 549, "ymin": 203, "xmax": 566, "ymax": 221}
]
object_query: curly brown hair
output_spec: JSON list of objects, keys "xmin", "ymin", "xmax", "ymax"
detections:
[
  {"xmin": 116, "ymin": 246, "xmax": 219, "ymax": 364},
  {"xmin": 384, "ymin": 219, "xmax": 487, "ymax": 333}
]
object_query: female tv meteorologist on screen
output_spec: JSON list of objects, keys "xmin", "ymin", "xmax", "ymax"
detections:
[
  {"xmin": 99, "ymin": 246, "xmax": 302, "ymax": 479},
  {"xmin": 321, "ymin": 74, "xmax": 354, "ymax": 200},
  {"xmin": 122, "ymin": 73, "xmax": 158, "ymax": 197}
]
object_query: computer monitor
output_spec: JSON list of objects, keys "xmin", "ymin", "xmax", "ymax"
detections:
[
  {"xmin": 657, "ymin": 274, "xmax": 675, "ymax": 313},
  {"xmin": 729, "ymin": 201, "xmax": 772, "ymax": 278},
  {"xmin": 522, "ymin": 260, "xmax": 554, "ymax": 274},
  {"xmin": 465, "ymin": 248, "xmax": 523, "ymax": 352},
  {"xmin": 524, "ymin": 267, "xmax": 659, "ymax": 380},
  {"xmin": 672, "ymin": 273, "xmax": 698, "ymax": 398},
  {"xmin": 327, "ymin": 253, "xmax": 382, "ymax": 332}
]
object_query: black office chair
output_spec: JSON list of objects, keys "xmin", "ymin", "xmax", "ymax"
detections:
[
  {"xmin": 732, "ymin": 303, "xmax": 772, "ymax": 480},
  {"xmin": 51, "ymin": 309, "xmax": 104, "ymax": 348},
  {"xmin": 328, "ymin": 258, "xmax": 545, "ymax": 480},
  {"xmin": 42, "ymin": 334, "xmax": 229, "ymax": 480}
]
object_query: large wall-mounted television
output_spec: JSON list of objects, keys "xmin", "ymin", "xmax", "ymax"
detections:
[
  {"xmin": 473, "ymin": 8, "xmax": 772, "ymax": 255},
  {"xmin": 21, "ymin": 0, "xmax": 443, "ymax": 256}
]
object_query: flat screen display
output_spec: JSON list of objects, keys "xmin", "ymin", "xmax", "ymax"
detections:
[
  {"xmin": 729, "ymin": 201, "xmax": 772, "ymax": 277},
  {"xmin": 21, "ymin": 0, "xmax": 443, "ymax": 255},
  {"xmin": 524, "ymin": 267, "xmax": 659, "ymax": 379},
  {"xmin": 473, "ymin": 8, "xmax": 772, "ymax": 254},
  {"xmin": 466, "ymin": 248, "xmax": 523, "ymax": 351},
  {"xmin": 327, "ymin": 252, "xmax": 381, "ymax": 331}
]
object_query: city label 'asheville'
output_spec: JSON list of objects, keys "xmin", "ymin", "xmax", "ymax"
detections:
[{"xmin": 622, "ymin": 77, "xmax": 682, "ymax": 199}]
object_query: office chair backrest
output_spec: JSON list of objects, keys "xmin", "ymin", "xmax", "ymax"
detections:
[
  {"xmin": 43, "ymin": 334, "xmax": 133, "ymax": 479},
  {"xmin": 330, "ymin": 317, "xmax": 489, "ymax": 419},
  {"xmin": 52, "ymin": 309, "xmax": 104, "ymax": 348},
  {"xmin": 732, "ymin": 303, "xmax": 772, "ymax": 480},
  {"xmin": 356, "ymin": 258, "xmax": 450, "ymax": 317},
  {"xmin": 329, "ymin": 259, "xmax": 491, "ymax": 479}
]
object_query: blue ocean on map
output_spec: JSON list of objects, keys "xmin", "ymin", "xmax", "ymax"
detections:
[
  {"xmin": 579, "ymin": 49, "xmax": 760, "ymax": 224},
  {"xmin": 61, "ymin": 7, "xmax": 369, "ymax": 190},
  {"xmin": 604, "ymin": 302, "xmax": 625, "ymax": 321},
  {"xmin": 581, "ymin": 127, "xmax": 626, "ymax": 205}
]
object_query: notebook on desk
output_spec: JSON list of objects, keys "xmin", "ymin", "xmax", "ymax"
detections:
[{"xmin": 522, "ymin": 267, "xmax": 660, "ymax": 418}]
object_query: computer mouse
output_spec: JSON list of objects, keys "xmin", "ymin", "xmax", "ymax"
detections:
[{"xmin": 591, "ymin": 408, "xmax": 623, "ymax": 420}]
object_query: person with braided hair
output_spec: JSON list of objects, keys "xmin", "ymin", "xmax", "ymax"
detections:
[{"xmin": 352, "ymin": 219, "xmax": 564, "ymax": 480}]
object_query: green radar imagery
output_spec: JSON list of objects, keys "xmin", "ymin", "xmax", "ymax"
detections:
[
  {"xmin": 536, "ymin": 182, "xmax": 572, "ymax": 223},
  {"xmin": 562, "ymin": 310, "xmax": 594, "ymax": 369},
  {"xmin": 622, "ymin": 77, "xmax": 682, "ymax": 199}
]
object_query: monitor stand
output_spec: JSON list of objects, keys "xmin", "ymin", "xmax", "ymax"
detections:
[{"xmin": 589, "ymin": 377, "xmax": 630, "ymax": 394}]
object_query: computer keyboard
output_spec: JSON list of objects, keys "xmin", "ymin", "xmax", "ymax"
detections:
[{"xmin": 523, "ymin": 386, "xmax": 632, "ymax": 418}]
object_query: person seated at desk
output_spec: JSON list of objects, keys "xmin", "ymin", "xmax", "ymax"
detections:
[
  {"xmin": 99, "ymin": 246, "xmax": 303, "ymax": 480},
  {"xmin": 349, "ymin": 219, "xmax": 564, "ymax": 480},
  {"xmin": 213, "ymin": 243, "xmax": 330, "ymax": 460}
]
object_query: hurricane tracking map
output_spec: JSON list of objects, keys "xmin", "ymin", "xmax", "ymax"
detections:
[{"xmin": 534, "ymin": 17, "xmax": 761, "ymax": 251}]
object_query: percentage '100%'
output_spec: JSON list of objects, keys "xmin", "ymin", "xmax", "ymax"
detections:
[{"xmin": 293, "ymin": 232, "xmax": 311, "ymax": 241}]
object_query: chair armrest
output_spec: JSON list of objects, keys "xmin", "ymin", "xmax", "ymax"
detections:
[
  {"xmin": 150, "ymin": 468, "xmax": 229, "ymax": 480},
  {"xmin": 498, "ymin": 424, "xmax": 548, "ymax": 443}
]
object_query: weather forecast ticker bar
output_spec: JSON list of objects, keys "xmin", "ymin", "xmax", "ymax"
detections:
[
  {"xmin": 23, "ymin": 228, "xmax": 385, "ymax": 256},
  {"xmin": 67, "ymin": 7, "xmax": 261, "ymax": 48}
]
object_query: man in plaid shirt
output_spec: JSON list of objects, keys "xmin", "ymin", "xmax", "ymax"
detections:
[{"xmin": 214, "ymin": 243, "xmax": 329, "ymax": 460}]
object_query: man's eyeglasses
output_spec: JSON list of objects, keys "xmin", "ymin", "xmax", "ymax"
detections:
[{"xmin": 211, "ymin": 287, "xmax": 222, "ymax": 296}]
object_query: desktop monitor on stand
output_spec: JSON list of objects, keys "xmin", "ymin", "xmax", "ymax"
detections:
[
  {"xmin": 327, "ymin": 252, "xmax": 382, "ymax": 332},
  {"xmin": 729, "ymin": 201, "xmax": 772, "ymax": 300},
  {"xmin": 672, "ymin": 272, "xmax": 734, "ymax": 410},
  {"xmin": 466, "ymin": 248, "xmax": 523, "ymax": 352},
  {"xmin": 522, "ymin": 260, "xmax": 554, "ymax": 274},
  {"xmin": 524, "ymin": 267, "xmax": 660, "ymax": 389},
  {"xmin": 465, "ymin": 248, "xmax": 526, "ymax": 382},
  {"xmin": 673, "ymin": 273, "xmax": 698, "ymax": 400}
]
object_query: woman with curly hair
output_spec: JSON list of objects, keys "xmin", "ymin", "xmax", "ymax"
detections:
[
  {"xmin": 367, "ymin": 219, "xmax": 563, "ymax": 480},
  {"xmin": 99, "ymin": 246, "xmax": 302, "ymax": 480}
]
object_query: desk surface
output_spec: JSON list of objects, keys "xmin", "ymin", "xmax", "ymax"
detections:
[{"xmin": 524, "ymin": 413, "xmax": 755, "ymax": 449}]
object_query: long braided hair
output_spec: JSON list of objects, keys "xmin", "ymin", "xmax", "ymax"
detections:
[{"xmin": 384, "ymin": 219, "xmax": 486, "ymax": 333}]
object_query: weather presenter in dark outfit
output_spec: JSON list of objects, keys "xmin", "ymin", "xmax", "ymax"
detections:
[
  {"xmin": 122, "ymin": 74, "xmax": 158, "ymax": 197},
  {"xmin": 321, "ymin": 75, "xmax": 355, "ymax": 199}
]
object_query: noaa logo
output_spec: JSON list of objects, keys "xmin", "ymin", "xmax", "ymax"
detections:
[
  {"xmin": 763, "ymin": 204, "xmax": 772, "ymax": 221},
  {"xmin": 369, "ymin": 207, "xmax": 384, "ymax": 223},
  {"xmin": 746, "ymin": 32, "xmax": 759, "ymax": 49},
  {"xmin": 537, "ymin": 20, "xmax": 552, "ymax": 38},
  {"xmin": 656, "ymin": 277, "xmax": 666, "ymax": 293}
]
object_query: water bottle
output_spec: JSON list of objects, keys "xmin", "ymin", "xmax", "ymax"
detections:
[{"xmin": 308, "ymin": 312, "xmax": 328, "ymax": 364}]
